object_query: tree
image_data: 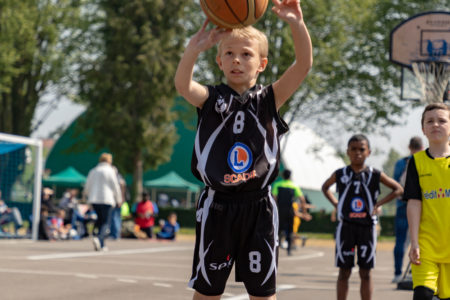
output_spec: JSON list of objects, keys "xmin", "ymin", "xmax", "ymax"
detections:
[
  {"xmin": 382, "ymin": 148, "xmax": 402, "ymax": 178},
  {"xmin": 78, "ymin": 0, "xmax": 191, "ymax": 201},
  {"xmin": 380, "ymin": 147, "xmax": 402, "ymax": 215},
  {"xmin": 0, "ymin": 0, "xmax": 82, "ymax": 136}
]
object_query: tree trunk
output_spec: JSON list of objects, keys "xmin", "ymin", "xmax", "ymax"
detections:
[{"xmin": 132, "ymin": 150, "xmax": 143, "ymax": 204}]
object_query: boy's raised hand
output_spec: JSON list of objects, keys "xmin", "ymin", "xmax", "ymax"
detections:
[
  {"xmin": 187, "ymin": 20, "xmax": 231, "ymax": 54},
  {"xmin": 272, "ymin": 0, "xmax": 303, "ymax": 23}
]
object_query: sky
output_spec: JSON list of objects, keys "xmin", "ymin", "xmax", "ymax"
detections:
[{"xmin": 31, "ymin": 98, "xmax": 426, "ymax": 171}]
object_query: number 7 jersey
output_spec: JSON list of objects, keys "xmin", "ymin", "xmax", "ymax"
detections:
[
  {"xmin": 191, "ymin": 84, "xmax": 289, "ymax": 193},
  {"xmin": 335, "ymin": 166, "xmax": 381, "ymax": 225}
]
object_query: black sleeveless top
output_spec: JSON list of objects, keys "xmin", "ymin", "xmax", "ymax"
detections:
[
  {"xmin": 191, "ymin": 83, "xmax": 289, "ymax": 193},
  {"xmin": 335, "ymin": 166, "xmax": 381, "ymax": 225}
]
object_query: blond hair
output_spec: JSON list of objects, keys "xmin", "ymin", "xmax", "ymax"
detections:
[
  {"xmin": 421, "ymin": 103, "xmax": 450, "ymax": 127},
  {"xmin": 217, "ymin": 26, "xmax": 268, "ymax": 58},
  {"xmin": 99, "ymin": 152, "xmax": 113, "ymax": 164}
]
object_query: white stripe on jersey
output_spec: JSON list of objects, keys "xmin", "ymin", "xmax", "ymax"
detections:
[
  {"xmin": 248, "ymin": 111, "xmax": 279, "ymax": 188},
  {"xmin": 337, "ymin": 167, "xmax": 352, "ymax": 222},
  {"xmin": 194, "ymin": 114, "xmax": 233, "ymax": 185},
  {"xmin": 335, "ymin": 221, "xmax": 345, "ymax": 266},
  {"xmin": 366, "ymin": 222, "xmax": 377, "ymax": 265},
  {"xmin": 262, "ymin": 190, "xmax": 278, "ymax": 286},
  {"xmin": 188, "ymin": 189, "xmax": 215, "ymax": 288},
  {"xmin": 361, "ymin": 167, "xmax": 375, "ymax": 217}
]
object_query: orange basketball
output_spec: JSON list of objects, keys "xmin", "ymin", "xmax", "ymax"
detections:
[{"xmin": 200, "ymin": 0, "xmax": 269, "ymax": 29}]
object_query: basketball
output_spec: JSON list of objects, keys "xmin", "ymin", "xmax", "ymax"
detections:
[{"xmin": 200, "ymin": 0, "xmax": 269, "ymax": 29}]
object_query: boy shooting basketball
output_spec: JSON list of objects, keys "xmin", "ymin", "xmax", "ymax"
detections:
[
  {"xmin": 321, "ymin": 134, "xmax": 403, "ymax": 300},
  {"xmin": 174, "ymin": 0, "xmax": 312, "ymax": 299},
  {"xmin": 405, "ymin": 103, "xmax": 450, "ymax": 300}
]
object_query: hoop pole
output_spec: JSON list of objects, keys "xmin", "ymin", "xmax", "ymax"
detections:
[{"xmin": 32, "ymin": 140, "xmax": 43, "ymax": 241}]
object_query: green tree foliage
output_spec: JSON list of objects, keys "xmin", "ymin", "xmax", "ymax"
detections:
[
  {"xmin": 78, "ymin": 0, "xmax": 189, "ymax": 200},
  {"xmin": 380, "ymin": 147, "xmax": 402, "ymax": 215},
  {"xmin": 0, "ymin": 0, "xmax": 81, "ymax": 136},
  {"xmin": 181, "ymin": 0, "xmax": 447, "ymax": 135},
  {"xmin": 382, "ymin": 148, "xmax": 402, "ymax": 177}
]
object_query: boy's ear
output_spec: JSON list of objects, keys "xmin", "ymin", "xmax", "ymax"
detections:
[
  {"xmin": 258, "ymin": 57, "xmax": 268, "ymax": 72},
  {"xmin": 216, "ymin": 55, "xmax": 223, "ymax": 70}
]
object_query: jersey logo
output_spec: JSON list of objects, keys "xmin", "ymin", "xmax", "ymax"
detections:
[
  {"xmin": 340, "ymin": 174, "xmax": 350, "ymax": 184},
  {"xmin": 215, "ymin": 95, "xmax": 228, "ymax": 113},
  {"xmin": 351, "ymin": 197, "xmax": 365, "ymax": 212},
  {"xmin": 423, "ymin": 188, "xmax": 450, "ymax": 200},
  {"xmin": 350, "ymin": 197, "xmax": 367, "ymax": 218},
  {"xmin": 227, "ymin": 142, "xmax": 253, "ymax": 173}
]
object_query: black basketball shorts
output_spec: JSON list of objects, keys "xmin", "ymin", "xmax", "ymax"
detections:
[
  {"xmin": 335, "ymin": 221, "xmax": 377, "ymax": 269},
  {"xmin": 188, "ymin": 187, "xmax": 279, "ymax": 297}
]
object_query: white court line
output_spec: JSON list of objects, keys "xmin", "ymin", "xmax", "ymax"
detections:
[
  {"xmin": 153, "ymin": 282, "xmax": 172, "ymax": 288},
  {"xmin": 75, "ymin": 273, "xmax": 98, "ymax": 279},
  {"xmin": 223, "ymin": 284, "xmax": 296, "ymax": 300},
  {"xmin": 117, "ymin": 278, "xmax": 137, "ymax": 283},
  {"xmin": 282, "ymin": 251, "xmax": 325, "ymax": 261},
  {"xmin": 27, "ymin": 246, "xmax": 192, "ymax": 260},
  {"xmin": 0, "ymin": 267, "xmax": 187, "ymax": 283}
]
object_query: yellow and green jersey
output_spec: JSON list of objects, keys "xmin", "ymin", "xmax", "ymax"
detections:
[
  {"xmin": 404, "ymin": 149, "xmax": 450, "ymax": 262},
  {"xmin": 272, "ymin": 179, "xmax": 303, "ymax": 198}
]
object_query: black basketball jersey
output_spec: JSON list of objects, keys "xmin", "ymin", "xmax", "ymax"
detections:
[
  {"xmin": 191, "ymin": 83, "xmax": 289, "ymax": 193},
  {"xmin": 335, "ymin": 166, "xmax": 381, "ymax": 225}
]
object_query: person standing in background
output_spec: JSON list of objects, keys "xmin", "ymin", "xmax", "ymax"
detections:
[
  {"xmin": 392, "ymin": 136, "xmax": 423, "ymax": 284},
  {"xmin": 272, "ymin": 169, "xmax": 311, "ymax": 256},
  {"xmin": 109, "ymin": 166, "xmax": 126, "ymax": 240},
  {"xmin": 84, "ymin": 153, "xmax": 122, "ymax": 251}
]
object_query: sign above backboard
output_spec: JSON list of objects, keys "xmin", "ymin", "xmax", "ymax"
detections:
[{"xmin": 390, "ymin": 11, "xmax": 450, "ymax": 69}]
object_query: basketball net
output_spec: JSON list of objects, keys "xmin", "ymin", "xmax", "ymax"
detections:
[{"xmin": 411, "ymin": 61, "xmax": 450, "ymax": 104}]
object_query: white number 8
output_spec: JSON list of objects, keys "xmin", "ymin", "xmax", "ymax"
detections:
[
  {"xmin": 233, "ymin": 111, "xmax": 245, "ymax": 134},
  {"xmin": 249, "ymin": 251, "xmax": 261, "ymax": 273}
]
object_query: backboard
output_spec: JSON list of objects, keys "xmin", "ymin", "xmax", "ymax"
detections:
[{"xmin": 390, "ymin": 11, "xmax": 450, "ymax": 102}]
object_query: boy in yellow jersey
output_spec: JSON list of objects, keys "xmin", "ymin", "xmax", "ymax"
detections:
[{"xmin": 405, "ymin": 103, "xmax": 450, "ymax": 300}]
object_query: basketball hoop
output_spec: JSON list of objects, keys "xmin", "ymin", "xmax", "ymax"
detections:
[
  {"xmin": 389, "ymin": 11, "xmax": 450, "ymax": 103},
  {"xmin": 411, "ymin": 61, "xmax": 450, "ymax": 104}
]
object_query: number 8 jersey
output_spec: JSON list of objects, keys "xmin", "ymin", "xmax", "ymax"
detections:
[{"xmin": 191, "ymin": 84, "xmax": 289, "ymax": 193}]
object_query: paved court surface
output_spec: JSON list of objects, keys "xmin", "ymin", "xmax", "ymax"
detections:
[{"xmin": 0, "ymin": 236, "xmax": 412, "ymax": 300}]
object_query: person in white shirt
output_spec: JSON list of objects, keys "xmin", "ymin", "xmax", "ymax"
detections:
[{"xmin": 83, "ymin": 153, "xmax": 122, "ymax": 251}]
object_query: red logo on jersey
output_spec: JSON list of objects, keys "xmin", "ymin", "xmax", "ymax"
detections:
[{"xmin": 224, "ymin": 170, "xmax": 257, "ymax": 184}]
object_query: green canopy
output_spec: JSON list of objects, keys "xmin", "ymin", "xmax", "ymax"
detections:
[
  {"xmin": 144, "ymin": 171, "xmax": 201, "ymax": 207},
  {"xmin": 144, "ymin": 171, "xmax": 200, "ymax": 193},
  {"xmin": 42, "ymin": 166, "xmax": 87, "ymax": 188}
]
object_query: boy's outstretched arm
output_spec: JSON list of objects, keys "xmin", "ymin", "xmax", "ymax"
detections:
[
  {"xmin": 372, "ymin": 172, "xmax": 403, "ymax": 214},
  {"xmin": 321, "ymin": 172, "xmax": 338, "ymax": 208},
  {"xmin": 174, "ymin": 20, "xmax": 230, "ymax": 108},
  {"xmin": 272, "ymin": 0, "xmax": 313, "ymax": 110},
  {"xmin": 407, "ymin": 199, "xmax": 422, "ymax": 265}
]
